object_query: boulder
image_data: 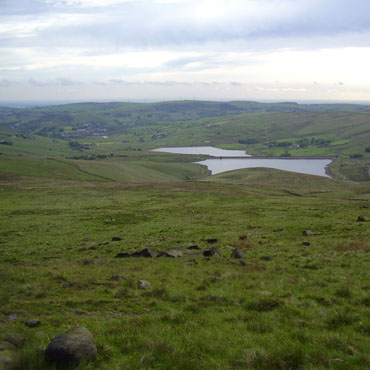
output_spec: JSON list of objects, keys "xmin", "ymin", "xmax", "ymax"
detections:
[
  {"xmin": 45, "ymin": 327, "xmax": 97, "ymax": 368},
  {"xmin": 206, "ymin": 238, "xmax": 218, "ymax": 244},
  {"xmin": 357, "ymin": 215, "xmax": 370, "ymax": 222},
  {"xmin": 203, "ymin": 247, "xmax": 222, "ymax": 257},
  {"xmin": 114, "ymin": 252, "xmax": 131, "ymax": 258},
  {"xmin": 260, "ymin": 256, "xmax": 272, "ymax": 261},
  {"xmin": 231, "ymin": 248, "xmax": 244, "ymax": 259},
  {"xmin": 138, "ymin": 280, "xmax": 151, "ymax": 289},
  {"xmin": 157, "ymin": 248, "xmax": 184, "ymax": 258},
  {"xmin": 302, "ymin": 230, "xmax": 322, "ymax": 236},
  {"xmin": 131, "ymin": 248, "xmax": 159, "ymax": 258},
  {"xmin": 25, "ymin": 319, "xmax": 41, "ymax": 328}
]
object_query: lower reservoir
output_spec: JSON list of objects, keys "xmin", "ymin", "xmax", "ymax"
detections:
[{"xmin": 152, "ymin": 147, "xmax": 332, "ymax": 177}]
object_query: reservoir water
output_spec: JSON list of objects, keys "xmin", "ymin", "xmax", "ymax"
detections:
[
  {"xmin": 152, "ymin": 147, "xmax": 332, "ymax": 177},
  {"xmin": 152, "ymin": 146, "xmax": 250, "ymax": 157}
]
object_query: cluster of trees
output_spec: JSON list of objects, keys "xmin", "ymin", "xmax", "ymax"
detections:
[
  {"xmin": 68, "ymin": 141, "xmax": 90, "ymax": 152},
  {"xmin": 268, "ymin": 137, "xmax": 332, "ymax": 148},
  {"xmin": 69, "ymin": 153, "xmax": 114, "ymax": 160}
]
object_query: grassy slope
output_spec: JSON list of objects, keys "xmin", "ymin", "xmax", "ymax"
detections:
[
  {"xmin": 0, "ymin": 101, "xmax": 369, "ymax": 369},
  {"xmin": 0, "ymin": 167, "xmax": 370, "ymax": 369}
]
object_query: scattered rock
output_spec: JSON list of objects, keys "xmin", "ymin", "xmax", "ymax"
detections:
[
  {"xmin": 231, "ymin": 248, "xmax": 245, "ymax": 259},
  {"xmin": 273, "ymin": 228, "xmax": 283, "ymax": 232},
  {"xmin": 109, "ymin": 274, "xmax": 124, "ymax": 281},
  {"xmin": 45, "ymin": 326, "xmax": 97, "ymax": 368},
  {"xmin": 357, "ymin": 215, "xmax": 370, "ymax": 222},
  {"xmin": 137, "ymin": 280, "xmax": 151, "ymax": 289},
  {"xmin": 203, "ymin": 247, "xmax": 222, "ymax": 257},
  {"xmin": 7, "ymin": 314, "xmax": 17, "ymax": 321},
  {"xmin": 25, "ymin": 319, "xmax": 41, "ymax": 328},
  {"xmin": 131, "ymin": 248, "xmax": 159, "ymax": 258},
  {"xmin": 302, "ymin": 241, "xmax": 311, "ymax": 246},
  {"xmin": 260, "ymin": 256, "xmax": 272, "ymax": 261},
  {"xmin": 157, "ymin": 248, "xmax": 184, "ymax": 258},
  {"xmin": 302, "ymin": 230, "xmax": 322, "ymax": 236},
  {"xmin": 81, "ymin": 259, "xmax": 94, "ymax": 265},
  {"xmin": 62, "ymin": 282, "xmax": 78, "ymax": 289},
  {"xmin": 206, "ymin": 238, "xmax": 218, "ymax": 244},
  {"xmin": 111, "ymin": 237, "xmax": 121, "ymax": 242},
  {"xmin": 115, "ymin": 252, "xmax": 131, "ymax": 258},
  {"xmin": 187, "ymin": 245, "xmax": 200, "ymax": 250}
]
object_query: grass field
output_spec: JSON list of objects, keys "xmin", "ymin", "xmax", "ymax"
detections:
[
  {"xmin": 1, "ymin": 167, "xmax": 369, "ymax": 369},
  {"xmin": 0, "ymin": 101, "xmax": 369, "ymax": 369}
]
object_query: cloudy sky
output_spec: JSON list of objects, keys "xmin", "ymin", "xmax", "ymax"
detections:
[{"xmin": 1, "ymin": 0, "xmax": 370, "ymax": 102}]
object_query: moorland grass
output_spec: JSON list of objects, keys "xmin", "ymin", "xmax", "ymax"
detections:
[{"xmin": 0, "ymin": 169, "xmax": 369, "ymax": 369}]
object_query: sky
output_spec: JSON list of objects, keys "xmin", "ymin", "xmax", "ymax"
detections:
[{"xmin": 1, "ymin": 0, "xmax": 370, "ymax": 103}]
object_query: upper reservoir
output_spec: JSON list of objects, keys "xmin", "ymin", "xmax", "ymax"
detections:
[
  {"xmin": 152, "ymin": 146, "xmax": 250, "ymax": 157},
  {"xmin": 152, "ymin": 147, "xmax": 332, "ymax": 178}
]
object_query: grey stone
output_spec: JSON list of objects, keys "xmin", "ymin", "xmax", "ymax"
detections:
[
  {"xmin": 137, "ymin": 280, "xmax": 151, "ymax": 289},
  {"xmin": 206, "ymin": 238, "xmax": 218, "ymax": 244},
  {"xmin": 357, "ymin": 215, "xmax": 370, "ymax": 222},
  {"xmin": 114, "ymin": 252, "xmax": 131, "ymax": 258},
  {"xmin": 302, "ymin": 230, "xmax": 322, "ymax": 236},
  {"xmin": 131, "ymin": 248, "xmax": 159, "ymax": 258},
  {"xmin": 7, "ymin": 314, "xmax": 17, "ymax": 322},
  {"xmin": 231, "ymin": 248, "xmax": 244, "ymax": 259},
  {"xmin": 45, "ymin": 326, "xmax": 97, "ymax": 368},
  {"xmin": 157, "ymin": 248, "xmax": 184, "ymax": 258},
  {"xmin": 26, "ymin": 319, "xmax": 41, "ymax": 328},
  {"xmin": 203, "ymin": 247, "xmax": 222, "ymax": 257},
  {"xmin": 260, "ymin": 256, "xmax": 272, "ymax": 261}
]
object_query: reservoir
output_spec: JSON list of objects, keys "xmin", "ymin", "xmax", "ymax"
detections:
[
  {"xmin": 152, "ymin": 147, "xmax": 332, "ymax": 178},
  {"xmin": 152, "ymin": 146, "xmax": 250, "ymax": 157}
]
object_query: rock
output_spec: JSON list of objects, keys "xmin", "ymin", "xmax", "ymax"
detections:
[
  {"xmin": 109, "ymin": 274, "xmax": 124, "ymax": 281},
  {"xmin": 7, "ymin": 314, "xmax": 17, "ymax": 322},
  {"xmin": 302, "ymin": 241, "xmax": 310, "ymax": 246},
  {"xmin": 111, "ymin": 237, "xmax": 121, "ymax": 242},
  {"xmin": 302, "ymin": 230, "xmax": 322, "ymax": 236},
  {"xmin": 206, "ymin": 238, "xmax": 218, "ymax": 244},
  {"xmin": 81, "ymin": 259, "xmax": 94, "ymax": 265},
  {"xmin": 357, "ymin": 215, "xmax": 370, "ymax": 222},
  {"xmin": 26, "ymin": 319, "xmax": 41, "ymax": 328},
  {"xmin": 187, "ymin": 245, "xmax": 200, "ymax": 250},
  {"xmin": 131, "ymin": 248, "xmax": 159, "ymax": 258},
  {"xmin": 114, "ymin": 252, "xmax": 131, "ymax": 258},
  {"xmin": 0, "ymin": 341, "xmax": 17, "ymax": 370},
  {"xmin": 203, "ymin": 247, "xmax": 222, "ymax": 257},
  {"xmin": 157, "ymin": 248, "xmax": 184, "ymax": 258},
  {"xmin": 137, "ymin": 280, "xmax": 151, "ymax": 289},
  {"xmin": 45, "ymin": 326, "xmax": 97, "ymax": 368},
  {"xmin": 260, "ymin": 256, "xmax": 272, "ymax": 261},
  {"xmin": 231, "ymin": 248, "xmax": 245, "ymax": 259}
]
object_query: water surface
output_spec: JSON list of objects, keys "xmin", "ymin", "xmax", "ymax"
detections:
[
  {"xmin": 152, "ymin": 146, "xmax": 250, "ymax": 157},
  {"xmin": 152, "ymin": 146, "xmax": 331, "ymax": 178},
  {"xmin": 196, "ymin": 158, "xmax": 332, "ymax": 177}
]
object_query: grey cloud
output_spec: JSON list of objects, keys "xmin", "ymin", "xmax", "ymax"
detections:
[{"xmin": 2, "ymin": 0, "xmax": 370, "ymax": 50}]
